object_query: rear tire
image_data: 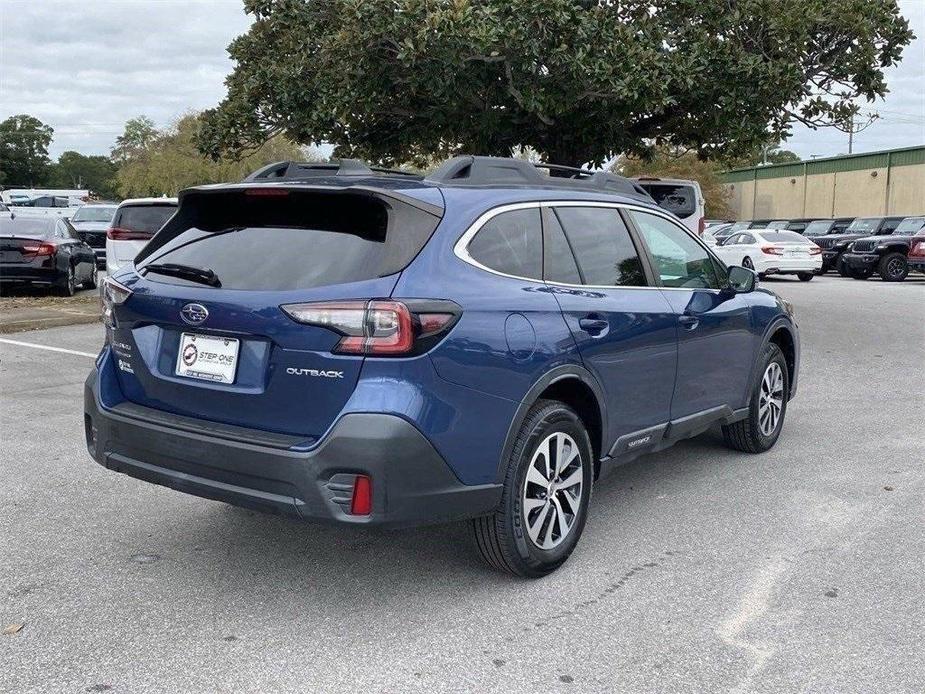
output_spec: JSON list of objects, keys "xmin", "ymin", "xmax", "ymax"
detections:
[
  {"xmin": 722, "ymin": 343, "xmax": 788, "ymax": 454},
  {"xmin": 797, "ymin": 273, "xmax": 813, "ymax": 282},
  {"xmin": 83, "ymin": 265, "xmax": 98, "ymax": 289},
  {"xmin": 472, "ymin": 399, "xmax": 593, "ymax": 578},
  {"xmin": 57, "ymin": 265, "xmax": 76, "ymax": 297},
  {"xmin": 878, "ymin": 252, "xmax": 908, "ymax": 282}
]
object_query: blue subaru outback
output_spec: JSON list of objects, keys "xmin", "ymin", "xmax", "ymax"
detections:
[{"xmin": 84, "ymin": 156, "xmax": 799, "ymax": 577}]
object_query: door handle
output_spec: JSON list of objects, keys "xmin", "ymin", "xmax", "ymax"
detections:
[
  {"xmin": 579, "ymin": 316, "xmax": 609, "ymax": 336},
  {"xmin": 678, "ymin": 315, "xmax": 699, "ymax": 331}
]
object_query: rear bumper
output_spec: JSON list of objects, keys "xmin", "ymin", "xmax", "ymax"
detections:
[
  {"xmin": 0, "ymin": 264, "xmax": 61, "ymax": 285},
  {"xmin": 754, "ymin": 256, "xmax": 822, "ymax": 275},
  {"xmin": 84, "ymin": 370, "xmax": 501, "ymax": 528},
  {"xmin": 841, "ymin": 253, "xmax": 879, "ymax": 273}
]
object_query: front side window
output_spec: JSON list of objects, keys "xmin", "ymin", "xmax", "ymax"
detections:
[
  {"xmin": 630, "ymin": 211, "xmax": 722, "ymax": 289},
  {"xmin": 553, "ymin": 207, "xmax": 647, "ymax": 286},
  {"xmin": 467, "ymin": 208, "xmax": 542, "ymax": 279}
]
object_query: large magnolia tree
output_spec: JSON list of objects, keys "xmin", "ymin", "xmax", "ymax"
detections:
[{"xmin": 198, "ymin": 0, "xmax": 912, "ymax": 167}]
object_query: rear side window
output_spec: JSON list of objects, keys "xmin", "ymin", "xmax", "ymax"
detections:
[
  {"xmin": 638, "ymin": 184, "xmax": 696, "ymax": 219},
  {"xmin": 139, "ymin": 190, "xmax": 439, "ymax": 291},
  {"xmin": 468, "ymin": 208, "xmax": 542, "ymax": 279},
  {"xmin": 542, "ymin": 211, "xmax": 582, "ymax": 284},
  {"xmin": 554, "ymin": 207, "xmax": 647, "ymax": 287},
  {"xmin": 114, "ymin": 205, "xmax": 176, "ymax": 233}
]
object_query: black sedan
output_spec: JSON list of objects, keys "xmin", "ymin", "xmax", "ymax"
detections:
[{"xmin": 0, "ymin": 216, "xmax": 98, "ymax": 296}]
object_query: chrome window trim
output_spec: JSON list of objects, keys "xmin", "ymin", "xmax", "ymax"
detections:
[{"xmin": 453, "ymin": 199, "xmax": 726, "ymax": 292}]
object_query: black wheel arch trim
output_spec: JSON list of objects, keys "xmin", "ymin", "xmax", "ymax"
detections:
[
  {"xmin": 747, "ymin": 317, "xmax": 798, "ymax": 403},
  {"xmin": 496, "ymin": 364, "xmax": 608, "ymax": 483}
]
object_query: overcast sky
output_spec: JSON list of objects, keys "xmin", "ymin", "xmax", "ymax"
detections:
[{"xmin": 1, "ymin": 0, "xmax": 922, "ymax": 162}]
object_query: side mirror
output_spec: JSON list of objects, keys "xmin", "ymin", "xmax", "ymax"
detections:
[{"xmin": 728, "ymin": 265, "xmax": 757, "ymax": 293}]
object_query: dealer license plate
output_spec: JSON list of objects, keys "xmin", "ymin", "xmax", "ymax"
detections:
[{"xmin": 175, "ymin": 332, "xmax": 239, "ymax": 384}]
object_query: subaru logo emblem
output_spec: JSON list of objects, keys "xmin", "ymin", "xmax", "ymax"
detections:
[{"xmin": 180, "ymin": 303, "xmax": 209, "ymax": 325}]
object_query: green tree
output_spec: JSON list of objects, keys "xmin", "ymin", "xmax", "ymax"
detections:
[
  {"xmin": 726, "ymin": 143, "xmax": 802, "ymax": 168},
  {"xmin": 117, "ymin": 113, "xmax": 311, "ymax": 198},
  {"xmin": 0, "ymin": 114, "xmax": 54, "ymax": 186},
  {"xmin": 198, "ymin": 0, "xmax": 912, "ymax": 167},
  {"xmin": 616, "ymin": 148, "xmax": 733, "ymax": 219},
  {"xmin": 48, "ymin": 152, "xmax": 119, "ymax": 199},
  {"xmin": 110, "ymin": 116, "xmax": 158, "ymax": 165}
]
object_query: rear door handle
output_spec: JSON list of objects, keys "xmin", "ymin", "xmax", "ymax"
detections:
[
  {"xmin": 678, "ymin": 315, "xmax": 700, "ymax": 331},
  {"xmin": 579, "ymin": 316, "xmax": 609, "ymax": 336}
]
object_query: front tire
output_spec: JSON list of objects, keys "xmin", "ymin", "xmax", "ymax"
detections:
[
  {"xmin": 472, "ymin": 400, "xmax": 593, "ymax": 578},
  {"xmin": 878, "ymin": 252, "xmax": 908, "ymax": 282},
  {"xmin": 722, "ymin": 343, "xmax": 789, "ymax": 454}
]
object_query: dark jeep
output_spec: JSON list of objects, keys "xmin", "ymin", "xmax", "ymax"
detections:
[
  {"xmin": 811, "ymin": 216, "xmax": 904, "ymax": 275},
  {"xmin": 841, "ymin": 216, "xmax": 925, "ymax": 281}
]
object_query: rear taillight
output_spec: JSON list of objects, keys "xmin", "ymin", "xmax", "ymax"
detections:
[
  {"xmin": 809, "ymin": 246, "xmax": 822, "ymax": 255},
  {"xmin": 761, "ymin": 245, "xmax": 784, "ymax": 256},
  {"xmin": 909, "ymin": 241, "xmax": 925, "ymax": 258},
  {"xmin": 100, "ymin": 277, "xmax": 132, "ymax": 328},
  {"xmin": 281, "ymin": 299, "xmax": 460, "ymax": 356},
  {"xmin": 21, "ymin": 242, "xmax": 56, "ymax": 256},
  {"xmin": 107, "ymin": 227, "xmax": 154, "ymax": 241}
]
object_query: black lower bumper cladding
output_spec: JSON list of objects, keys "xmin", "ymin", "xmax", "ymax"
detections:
[{"xmin": 84, "ymin": 373, "xmax": 501, "ymax": 528}]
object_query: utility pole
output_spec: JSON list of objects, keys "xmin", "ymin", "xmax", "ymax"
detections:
[{"xmin": 848, "ymin": 115, "xmax": 854, "ymax": 154}]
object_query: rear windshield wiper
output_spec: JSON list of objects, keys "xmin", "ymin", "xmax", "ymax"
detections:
[{"xmin": 143, "ymin": 262, "xmax": 222, "ymax": 288}]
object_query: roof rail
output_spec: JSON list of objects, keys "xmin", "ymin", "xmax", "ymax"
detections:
[
  {"xmin": 242, "ymin": 159, "xmax": 420, "ymax": 182},
  {"xmin": 424, "ymin": 155, "xmax": 652, "ymax": 199}
]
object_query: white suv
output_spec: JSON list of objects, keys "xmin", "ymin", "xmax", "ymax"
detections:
[
  {"xmin": 634, "ymin": 177, "xmax": 706, "ymax": 237},
  {"xmin": 106, "ymin": 198, "xmax": 177, "ymax": 275}
]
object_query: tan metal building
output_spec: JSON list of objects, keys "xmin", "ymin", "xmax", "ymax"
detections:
[{"xmin": 720, "ymin": 145, "xmax": 924, "ymax": 220}]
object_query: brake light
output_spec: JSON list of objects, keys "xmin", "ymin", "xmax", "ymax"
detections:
[
  {"xmin": 280, "ymin": 300, "xmax": 459, "ymax": 356},
  {"xmin": 761, "ymin": 245, "xmax": 784, "ymax": 255},
  {"xmin": 910, "ymin": 241, "xmax": 925, "ymax": 258},
  {"xmin": 350, "ymin": 475, "xmax": 372, "ymax": 515},
  {"xmin": 808, "ymin": 246, "xmax": 822, "ymax": 255},
  {"xmin": 244, "ymin": 188, "xmax": 290, "ymax": 197},
  {"xmin": 107, "ymin": 227, "xmax": 154, "ymax": 241},
  {"xmin": 21, "ymin": 242, "xmax": 55, "ymax": 256}
]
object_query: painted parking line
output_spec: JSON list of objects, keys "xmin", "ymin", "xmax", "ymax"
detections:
[{"xmin": 0, "ymin": 337, "xmax": 98, "ymax": 359}]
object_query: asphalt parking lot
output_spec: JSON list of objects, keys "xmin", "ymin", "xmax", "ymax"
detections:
[{"xmin": 1, "ymin": 275, "xmax": 923, "ymax": 693}]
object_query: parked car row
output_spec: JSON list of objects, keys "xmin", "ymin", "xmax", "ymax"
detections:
[
  {"xmin": 0, "ymin": 197, "xmax": 179, "ymax": 294},
  {"xmin": 705, "ymin": 215, "xmax": 925, "ymax": 282}
]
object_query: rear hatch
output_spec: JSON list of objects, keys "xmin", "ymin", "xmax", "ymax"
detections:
[
  {"xmin": 108, "ymin": 186, "xmax": 442, "ymax": 440},
  {"xmin": 109, "ymin": 203, "xmax": 177, "ymax": 262}
]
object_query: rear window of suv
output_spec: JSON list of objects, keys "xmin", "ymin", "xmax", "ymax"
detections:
[
  {"xmin": 114, "ymin": 204, "xmax": 176, "ymax": 234},
  {"xmin": 637, "ymin": 183, "xmax": 696, "ymax": 219},
  {"xmin": 138, "ymin": 190, "xmax": 440, "ymax": 291}
]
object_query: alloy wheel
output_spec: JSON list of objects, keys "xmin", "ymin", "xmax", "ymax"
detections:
[
  {"xmin": 758, "ymin": 362, "xmax": 784, "ymax": 436},
  {"xmin": 887, "ymin": 257, "xmax": 904, "ymax": 279},
  {"xmin": 521, "ymin": 432, "xmax": 584, "ymax": 550}
]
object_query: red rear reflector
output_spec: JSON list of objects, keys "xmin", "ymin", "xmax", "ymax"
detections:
[
  {"xmin": 244, "ymin": 188, "xmax": 290, "ymax": 197},
  {"xmin": 107, "ymin": 227, "xmax": 154, "ymax": 241},
  {"xmin": 350, "ymin": 475, "xmax": 372, "ymax": 515}
]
